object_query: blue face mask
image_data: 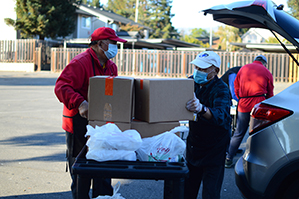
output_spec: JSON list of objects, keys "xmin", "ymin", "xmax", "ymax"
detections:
[
  {"xmin": 193, "ymin": 69, "xmax": 215, "ymax": 84},
  {"xmin": 103, "ymin": 43, "xmax": 118, "ymax": 60}
]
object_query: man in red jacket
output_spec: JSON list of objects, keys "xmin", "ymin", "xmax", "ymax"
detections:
[
  {"xmin": 225, "ymin": 55, "xmax": 274, "ymax": 168},
  {"xmin": 54, "ymin": 27, "xmax": 127, "ymax": 199}
]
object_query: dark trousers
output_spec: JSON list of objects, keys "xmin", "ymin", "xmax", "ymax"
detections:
[
  {"xmin": 66, "ymin": 113, "xmax": 113, "ymax": 199},
  {"xmin": 227, "ymin": 112, "xmax": 250, "ymax": 160},
  {"xmin": 184, "ymin": 162, "xmax": 225, "ymax": 199}
]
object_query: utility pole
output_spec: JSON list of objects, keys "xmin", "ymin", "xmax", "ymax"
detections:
[
  {"xmin": 135, "ymin": 0, "xmax": 139, "ymax": 22},
  {"xmin": 209, "ymin": 26, "xmax": 213, "ymax": 48}
]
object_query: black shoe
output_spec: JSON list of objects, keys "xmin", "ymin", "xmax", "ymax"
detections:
[
  {"xmin": 237, "ymin": 148, "xmax": 243, "ymax": 154},
  {"xmin": 225, "ymin": 158, "xmax": 233, "ymax": 168}
]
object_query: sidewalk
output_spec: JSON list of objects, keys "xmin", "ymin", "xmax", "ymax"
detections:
[{"xmin": 0, "ymin": 71, "xmax": 293, "ymax": 199}]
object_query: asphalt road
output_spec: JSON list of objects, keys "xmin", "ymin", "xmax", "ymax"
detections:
[{"xmin": 0, "ymin": 71, "xmax": 292, "ymax": 199}]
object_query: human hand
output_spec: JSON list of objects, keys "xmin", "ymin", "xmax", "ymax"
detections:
[
  {"xmin": 78, "ymin": 100, "xmax": 88, "ymax": 118},
  {"xmin": 186, "ymin": 93, "xmax": 203, "ymax": 113}
]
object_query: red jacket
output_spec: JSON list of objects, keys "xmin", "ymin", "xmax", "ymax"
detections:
[
  {"xmin": 234, "ymin": 61, "xmax": 274, "ymax": 113},
  {"xmin": 54, "ymin": 48, "xmax": 118, "ymax": 133}
]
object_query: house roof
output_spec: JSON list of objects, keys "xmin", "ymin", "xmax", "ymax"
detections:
[
  {"xmin": 230, "ymin": 42, "xmax": 298, "ymax": 53},
  {"xmin": 74, "ymin": 3, "xmax": 150, "ymax": 30},
  {"xmin": 241, "ymin": 28, "xmax": 273, "ymax": 40},
  {"xmin": 76, "ymin": 9, "xmax": 94, "ymax": 17},
  {"xmin": 66, "ymin": 38, "xmax": 201, "ymax": 50}
]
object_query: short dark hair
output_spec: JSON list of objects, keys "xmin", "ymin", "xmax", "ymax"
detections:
[
  {"xmin": 89, "ymin": 40, "xmax": 99, "ymax": 47},
  {"xmin": 255, "ymin": 57, "xmax": 267, "ymax": 65}
]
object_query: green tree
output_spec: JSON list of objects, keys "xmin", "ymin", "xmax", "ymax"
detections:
[
  {"xmin": 106, "ymin": 0, "xmax": 150, "ymax": 31},
  {"xmin": 80, "ymin": 0, "xmax": 102, "ymax": 7},
  {"xmin": 214, "ymin": 25, "xmax": 243, "ymax": 51},
  {"xmin": 287, "ymin": 0, "xmax": 299, "ymax": 19},
  {"xmin": 146, "ymin": 0, "xmax": 178, "ymax": 39},
  {"xmin": 107, "ymin": 0, "xmax": 178, "ymax": 39},
  {"xmin": 182, "ymin": 35, "xmax": 209, "ymax": 48},
  {"xmin": 4, "ymin": 0, "xmax": 77, "ymax": 40},
  {"xmin": 266, "ymin": 36, "xmax": 290, "ymax": 44},
  {"xmin": 180, "ymin": 28, "xmax": 210, "ymax": 47},
  {"xmin": 190, "ymin": 28, "xmax": 209, "ymax": 38},
  {"xmin": 106, "ymin": 0, "xmax": 135, "ymax": 20}
]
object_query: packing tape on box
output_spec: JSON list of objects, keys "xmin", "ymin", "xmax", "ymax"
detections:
[
  {"xmin": 105, "ymin": 76, "xmax": 114, "ymax": 96},
  {"xmin": 140, "ymin": 79, "xmax": 143, "ymax": 90},
  {"xmin": 104, "ymin": 103, "xmax": 112, "ymax": 120}
]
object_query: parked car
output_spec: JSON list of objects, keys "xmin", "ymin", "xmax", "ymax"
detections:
[{"xmin": 203, "ymin": 0, "xmax": 299, "ymax": 198}]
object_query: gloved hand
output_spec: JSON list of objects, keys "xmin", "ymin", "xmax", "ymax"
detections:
[
  {"xmin": 78, "ymin": 100, "xmax": 88, "ymax": 119},
  {"xmin": 186, "ymin": 93, "xmax": 203, "ymax": 113}
]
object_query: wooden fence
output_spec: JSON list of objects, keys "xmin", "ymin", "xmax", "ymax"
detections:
[
  {"xmin": 0, "ymin": 39, "xmax": 61, "ymax": 71},
  {"xmin": 51, "ymin": 47, "xmax": 297, "ymax": 83},
  {"xmin": 1, "ymin": 39, "xmax": 298, "ymax": 83},
  {"xmin": 0, "ymin": 39, "xmax": 37, "ymax": 63}
]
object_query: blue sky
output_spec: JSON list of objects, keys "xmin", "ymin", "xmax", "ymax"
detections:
[{"xmin": 100, "ymin": 0, "xmax": 290, "ymax": 31}]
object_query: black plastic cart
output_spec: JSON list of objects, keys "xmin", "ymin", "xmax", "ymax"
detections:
[{"xmin": 72, "ymin": 145, "xmax": 189, "ymax": 199}]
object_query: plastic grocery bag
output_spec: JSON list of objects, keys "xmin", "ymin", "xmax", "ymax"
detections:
[
  {"xmin": 85, "ymin": 123, "xmax": 142, "ymax": 161},
  {"xmin": 136, "ymin": 126, "xmax": 188, "ymax": 162},
  {"xmin": 86, "ymin": 124, "xmax": 142, "ymax": 151},
  {"xmin": 93, "ymin": 181, "xmax": 125, "ymax": 199}
]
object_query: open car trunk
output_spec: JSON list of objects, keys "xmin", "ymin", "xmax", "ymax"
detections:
[{"xmin": 203, "ymin": 0, "xmax": 299, "ymax": 64}]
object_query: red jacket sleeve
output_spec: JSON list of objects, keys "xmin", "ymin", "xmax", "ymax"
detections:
[
  {"xmin": 54, "ymin": 59, "xmax": 87, "ymax": 110},
  {"xmin": 266, "ymin": 71, "xmax": 274, "ymax": 99}
]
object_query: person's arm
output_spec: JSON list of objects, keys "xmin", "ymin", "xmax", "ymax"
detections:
[
  {"xmin": 206, "ymin": 84, "xmax": 231, "ymax": 128},
  {"xmin": 54, "ymin": 60, "xmax": 86, "ymax": 110},
  {"xmin": 228, "ymin": 73, "xmax": 239, "ymax": 102},
  {"xmin": 186, "ymin": 93, "xmax": 213, "ymax": 120},
  {"xmin": 266, "ymin": 72, "xmax": 274, "ymax": 99}
]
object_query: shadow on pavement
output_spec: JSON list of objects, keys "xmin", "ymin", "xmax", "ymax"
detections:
[
  {"xmin": 0, "ymin": 132, "xmax": 66, "ymax": 163},
  {"xmin": 0, "ymin": 191, "xmax": 72, "ymax": 199},
  {"xmin": 0, "ymin": 132, "xmax": 65, "ymax": 146},
  {"xmin": 0, "ymin": 77, "xmax": 58, "ymax": 86}
]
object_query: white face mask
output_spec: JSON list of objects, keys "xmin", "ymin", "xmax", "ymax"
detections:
[{"xmin": 102, "ymin": 43, "xmax": 118, "ymax": 60}]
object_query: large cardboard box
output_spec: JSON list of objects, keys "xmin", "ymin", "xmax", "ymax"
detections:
[
  {"xmin": 134, "ymin": 78, "xmax": 194, "ymax": 123},
  {"xmin": 88, "ymin": 76, "xmax": 134, "ymax": 122},
  {"xmin": 89, "ymin": 120, "xmax": 131, "ymax": 132},
  {"xmin": 131, "ymin": 120, "xmax": 180, "ymax": 138}
]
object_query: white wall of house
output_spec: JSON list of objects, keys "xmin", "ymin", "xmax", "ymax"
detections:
[
  {"xmin": 0, "ymin": 0, "xmax": 17, "ymax": 40},
  {"xmin": 92, "ymin": 17, "xmax": 106, "ymax": 33},
  {"xmin": 242, "ymin": 28, "xmax": 273, "ymax": 43},
  {"xmin": 76, "ymin": 15, "xmax": 93, "ymax": 39}
]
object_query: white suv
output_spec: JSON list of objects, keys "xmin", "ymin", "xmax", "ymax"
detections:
[{"xmin": 204, "ymin": 0, "xmax": 299, "ymax": 198}]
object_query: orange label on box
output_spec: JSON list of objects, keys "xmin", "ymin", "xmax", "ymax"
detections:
[
  {"xmin": 105, "ymin": 77, "xmax": 114, "ymax": 96},
  {"xmin": 140, "ymin": 79, "xmax": 143, "ymax": 90}
]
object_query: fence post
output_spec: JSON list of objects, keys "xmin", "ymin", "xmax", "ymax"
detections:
[
  {"xmin": 36, "ymin": 47, "xmax": 42, "ymax": 71},
  {"xmin": 182, "ymin": 51, "xmax": 186, "ymax": 78},
  {"xmin": 156, "ymin": 51, "xmax": 160, "ymax": 76},
  {"xmin": 51, "ymin": 48, "xmax": 55, "ymax": 72}
]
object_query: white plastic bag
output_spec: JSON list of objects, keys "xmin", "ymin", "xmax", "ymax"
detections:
[
  {"xmin": 86, "ymin": 148, "xmax": 137, "ymax": 162},
  {"xmin": 93, "ymin": 181, "xmax": 125, "ymax": 199},
  {"xmin": 85, "ymin": 123, "xmax": 142, "ymax": 161},
  {"xmin": 136, "ymin": 126, "xmax": 188, "ymax": 162},
  {"xmin": 86, "ymin": 124, "xmax": 142, "ymax": 151}
]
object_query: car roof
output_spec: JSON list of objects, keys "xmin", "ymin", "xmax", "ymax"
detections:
[{"xmin": 203, "ymin": 0, "xmax": 299, "ymax": 49}]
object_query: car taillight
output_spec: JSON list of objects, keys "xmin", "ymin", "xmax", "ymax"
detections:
[{"xmin": 249, "ymin": 103, "xmax": 292, "ymax": 135}]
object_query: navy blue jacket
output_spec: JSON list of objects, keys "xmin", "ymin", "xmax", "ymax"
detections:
[{"xmin": 186, "ymin": 76, "xmax": 231, "ymax": 166}]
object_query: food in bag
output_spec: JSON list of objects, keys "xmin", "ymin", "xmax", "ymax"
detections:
[
  {"xmin": 85, "ymin": 123, "xmax": 142, "ymax": 161},
  {"xmin": 136, "ymin": 126, "xmax": 188, "ymax": 162}
]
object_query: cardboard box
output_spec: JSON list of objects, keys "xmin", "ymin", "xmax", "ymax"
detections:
[
  {"xmin": 134, "ymin": 78, "xmax": 194, "ymax": 123},
  {"xmin": 88, "ymin": 120, "xmax": 131, "ymax": 132},
  {"xmin": 88, "ymin": 76, "xmax": 134, "ymax": 122},
  {"xmin": 131, "ymin": 120, "xmax": 180, "ymax": 138}
]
